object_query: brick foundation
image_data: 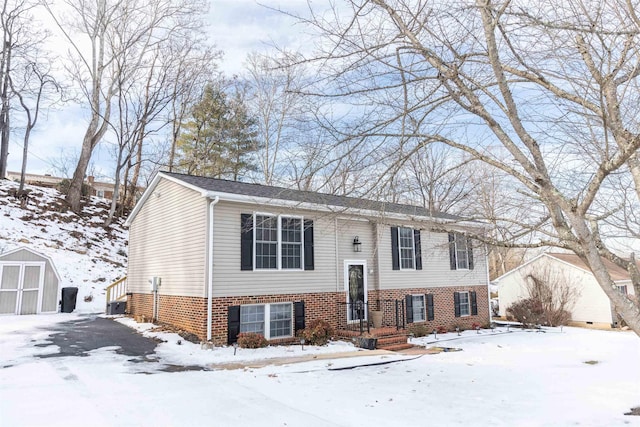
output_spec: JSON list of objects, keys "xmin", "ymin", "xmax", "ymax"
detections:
[
  {"xmin": 372, "ymin": 285, "xmax": 490, "ymax": 331},
  {"xmin": 127, "ymin": 284, "xmax": 489, "ymax": 345}
]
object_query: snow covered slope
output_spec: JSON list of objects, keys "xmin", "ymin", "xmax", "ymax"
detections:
[{"xmin": 0, "ymin": 180, "xmax": 128, "ymax": 313}]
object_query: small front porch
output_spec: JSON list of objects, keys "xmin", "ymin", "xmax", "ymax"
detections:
[{"xmin": 336, "ymin": 300, "xmax": 412, "ymax": 351}]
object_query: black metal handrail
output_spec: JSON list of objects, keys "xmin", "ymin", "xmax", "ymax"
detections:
[
  {"xmin": 337, "ymin": 299, "xmax": 407, "ymax": 333},
  {"xmin": 337, "ymin": 301, "xmax": 370, "ymax": 334}
]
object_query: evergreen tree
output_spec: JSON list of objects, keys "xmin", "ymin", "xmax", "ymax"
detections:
[{"xmin": 176, "ymin": 82, "xmax": 258, "ymax": 179}]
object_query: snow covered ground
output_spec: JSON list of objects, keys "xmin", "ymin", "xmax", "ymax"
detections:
[
  {"xmin": 1, "ymin": 314, "xmax": 639, "ymax": 427},
  {"xmin": 0, "ymin": 180, "xmax": 128, "ymax": 312}
]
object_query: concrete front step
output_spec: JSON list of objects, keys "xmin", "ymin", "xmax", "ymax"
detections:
[{"xmin": 376, "ymin": 335, "xmax": 409, "ymax": 347}]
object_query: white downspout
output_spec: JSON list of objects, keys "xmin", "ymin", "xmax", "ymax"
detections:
[
  {"xmin": 485, "ymin": 242, "xmax": 493, "ymax": 324},
  {"xmin": 335, "ymin": 217, "xmax": 340, "ymax": 292},
  {"xmin": 207, "ymin": 196, "xmax": 220, "ymax": 341}
]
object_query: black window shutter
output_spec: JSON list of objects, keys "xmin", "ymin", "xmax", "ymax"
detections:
[
  {"xmin": 414, "ymin": 229, "xmax": 422, "ymax": 270},
  {"xmin": 448, "ymin": 232, "xmax": 456, "ymax": 270},
  {"xmin": 467, "ymin": 238, "xmax": 474, "ymax": 270},
  {"xmin": 470, "ymin": 291, "xmax": 478, "ymax": 315},
  {"xmin": 227, "ymin": 305, "xmax": 241, "ymax": 345},
  {"xmin": 240, "ymin": 214, "xmax": 253, "ymax": 271},
  {"xmin": 391, "ymin": 227, "xmax": 400, "ymax": 270},
  {"xmin": 405, "ymin": 295, "xmax": 414, "ymax": 323},
  {"xmin": 454, "ymin": 292, "xmax": 461, "ymax": 317},
  {"xmin": 294, "ymin": 301, "xmax": 306, "ymax": 332},
  {"xmin": 304, "ymin": 220, "xmax": 314, "ymax": 271},
  {"xmin": 426, "ymin": 294, "xmax": 434, "ymax": 321}
]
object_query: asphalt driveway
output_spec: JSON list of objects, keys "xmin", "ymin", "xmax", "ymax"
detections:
[{"xmin": 35, "ymin": 314, "xmax": 159, "ymax": 360}]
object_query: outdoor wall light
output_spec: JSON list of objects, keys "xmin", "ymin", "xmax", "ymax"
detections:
[{"xmin": 353, "ymin": 236, "xmax": 362, "ymax": 252}]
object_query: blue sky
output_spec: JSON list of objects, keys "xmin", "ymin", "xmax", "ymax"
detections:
[{"xmin": 6, "ymin": 0, "xmax": 306, "ymax": 179}]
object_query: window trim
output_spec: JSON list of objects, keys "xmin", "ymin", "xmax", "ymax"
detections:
[
  {"xmin": 454, "ymin": 235, "xmax": 469, "ymax": 270},
  {"xmin": 450, "ymin": 232, "xmax": 473, "ymax": 270},
  {"xmin": 239, "ymin": 302, "xmax": 293, "ymax": 339},
  {"xmin": 411, "ymin": 294, "xmax": 426, "ymax": 322},
  {"xmin": 253, "ymin": 212, "xmax": 305, "ymax": 271},
  {"xmin": 398, "ymin": 227, "xmax": 416, "ymax": 270},
  {"xmin": 458, "ymin": 291, "xmax": 471, "ymax": 317}
]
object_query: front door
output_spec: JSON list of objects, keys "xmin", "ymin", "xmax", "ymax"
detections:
[
  {"xmin": 0, "ymin": 263, "xmax": 43, "ymax": 315},
  {"xmin": 345, "ymin": 261, "xmax": 367, "ymax": 322}
]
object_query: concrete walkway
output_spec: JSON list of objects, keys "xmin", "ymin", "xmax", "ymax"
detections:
[{"xmin": 208, "ymin": 346, "xmax": 439, "ymax": 370}]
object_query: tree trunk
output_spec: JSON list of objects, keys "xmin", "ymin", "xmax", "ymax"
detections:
[
  {"xmin": 67, "ymin": 131, "xmax": 96, "ymax": 212},
  {"xmin": 0, "ymin": 38, "xmax": 10, "ymax": 180}
]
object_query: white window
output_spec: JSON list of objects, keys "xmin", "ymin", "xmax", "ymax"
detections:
[
  {"xmin": 240, "ymin": 305, "xmax": 265, "ymax": 335},
  {"xmin": 454, "ymin": 234, "xmax": 470, "ymax": 270},
  {"xmin": 281, "ymin": 217, "xmax": 302, "ymax": 269},
  {"xmin": 449, "ymin": 233, "xmax": 474, "ymax": 271},
  {"xmin": 412, "ymin": 294, "xmax": 426, "ymax": 322},
  {"xmin": 255, "ymin": 215, "xmax": 278, "ymax": 269},
  {"xmin": 240, "ymin": 303, "xmax": 293, "ymax": 339},
  {"xmin": 270, "ymin": 303, "xmax": 293, "ymax": 338},
  {"xmin": 617, "ymin": 285, "xmax": 628, "ymax": 295},
  {"xmin": 254, "ymin": 214, "xmax": 303, "ymax": 270},
  {"xmin": 459, "ymin": 291, "xmax": 470, "ymax": 316},
  {"xmin": 96, "ymin": 190, "xmax": 105, "ymax": 198},
  {"xmin": 398, "ymin": 227, "xmax": 416, "ymax": 269}
]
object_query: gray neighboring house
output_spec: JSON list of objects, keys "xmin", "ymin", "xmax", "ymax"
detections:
[{"xmin": 0, "ymin": 247, "xmax": 61, "ymax": 315}]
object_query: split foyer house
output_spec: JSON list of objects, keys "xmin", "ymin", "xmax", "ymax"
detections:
[
  {"xmin": 124, "ymin": 172, "xmax": 490, "ymax": 345},
  {"xmin": 495, "ymin": 252, "xmax": 637, "ymax": 328}
]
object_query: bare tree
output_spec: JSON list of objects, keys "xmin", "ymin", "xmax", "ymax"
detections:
[
  {"xmin": 244, "ymin": 51, "xmax": 309, "ymax": 185},
  {"xmin": 0, "ymin": 0, "xmax": 44, "ymax": 179},
  {"xmin": 10, "ymin": 61, "xmax": 60, "ymax": 193},
  {"xmin": 165, "ymin": 36, "xmax": 220, "ymax": 173},
  {"xmin": 294, "ymin": 0, "xmax": 640, "ymax": 336},
  {"xmin": 44, "ymin": 0, "xmax": 209, "ymax": 212}
]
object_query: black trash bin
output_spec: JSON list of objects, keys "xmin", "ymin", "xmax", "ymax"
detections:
[{"xmin": 61, "ymin": 287, "xmax": 78, "ymax": 313}]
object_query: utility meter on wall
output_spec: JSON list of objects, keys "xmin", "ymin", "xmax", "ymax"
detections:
[{"xmin": 149, "ymin": 276, "xmax": 161, "ymax": 292}]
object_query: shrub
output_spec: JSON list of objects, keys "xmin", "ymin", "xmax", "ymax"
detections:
[
  {"xmin": 237, "ymin": 332, "xmax": 268, "ymax": 349},
  {"xmin": 506, "ymin": 297, "xmax": 545, "ymax": 328},
  {"xmin": 57, "ymin": 179, "xmax": 91, "ymax": 197},
  {"xmin": 471, "ymin": 322, "xmax": 481, "ymax": 330},
  {"xmin": 436, "ymin": 325, "xmax": 448, "ymax": 334},
  {"xmin": 298, "ymin": 319, "xmax": 334, "ymax": 346},
  {"xmin": 545, "ymin": 307, "xmax": 572, "ymax": 327},
  {"xmin": 409, "ymin": 324, "xmax": 429, "ymax": 337}
]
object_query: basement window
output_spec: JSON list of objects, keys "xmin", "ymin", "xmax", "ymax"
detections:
[{"xmin": 240, "ymin": 303, "xmax": 293, "ymax": 339}]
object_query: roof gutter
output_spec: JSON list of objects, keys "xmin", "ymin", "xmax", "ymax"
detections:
[
  {"xmin": 206, "ymin": 196, "xmax": 220, "ymax": 342},
  {"xmin": 199, "ymin": 190, "xmax": 480, "ymax": 229}
]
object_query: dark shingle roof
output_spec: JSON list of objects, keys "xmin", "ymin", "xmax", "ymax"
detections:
[{"xmin": 163, "ymin": 172, "xmax": 461, "ymax": 221}]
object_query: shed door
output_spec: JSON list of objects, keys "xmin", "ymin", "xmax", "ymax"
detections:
[{"xmin": 0, "ymin": 264, "xmax": 43, "ymax": 315}]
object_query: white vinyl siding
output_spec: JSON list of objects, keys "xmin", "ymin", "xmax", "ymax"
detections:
[
  {"xmin": 379, "ymin": 229, "xmax": 486, "ymax": 290},
  {"xmin": 127, "ymin": 179, "xmax": 207, "ymax": 297},
  {"xmin": 213, "ymin": 202, "xmax": 337, "ymax": 297},
  {"xmin": 496, "ymin": 255, "xmax": 617, "ymax": 325}
]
